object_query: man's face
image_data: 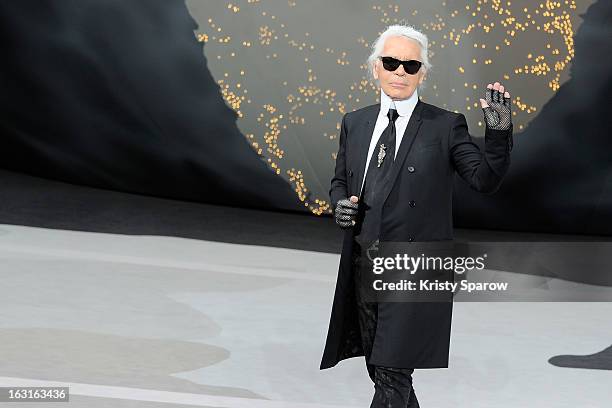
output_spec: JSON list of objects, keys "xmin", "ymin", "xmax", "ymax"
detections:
[{"xmin": 373, "ymin": 36, "xmax": 426, "ymax": 100}]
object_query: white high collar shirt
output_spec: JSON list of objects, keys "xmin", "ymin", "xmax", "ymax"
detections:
[{"xmin": 360, "ymin": 87, "xmax": 420, "ymax": 194}]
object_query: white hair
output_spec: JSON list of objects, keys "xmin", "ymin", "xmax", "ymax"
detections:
[{"xmin": 367, "ymin": 24, "xmax": 432, "ymax": 90}]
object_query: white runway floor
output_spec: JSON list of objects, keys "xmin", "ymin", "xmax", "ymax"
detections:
[{"xmin": 0, "ymin": 224, "xmax": 610, "ymax": 407}]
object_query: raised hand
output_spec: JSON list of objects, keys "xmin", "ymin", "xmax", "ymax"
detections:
[
  {"xmin": 479, "ymin": 82, "xmax": 512, "ymax": 131},
  {"xmin": 334, "ymin": 196, "xmax": 359, "ymax": 229}
]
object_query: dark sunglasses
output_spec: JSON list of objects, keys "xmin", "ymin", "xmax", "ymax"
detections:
[{"xmin": 379, "ymin": 56, "xmax": 422, "ymax": 75}]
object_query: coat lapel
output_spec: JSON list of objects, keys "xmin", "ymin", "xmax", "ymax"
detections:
[
  {"xmin": 354, "ymin": 106, "xmax": 378, "ymax": 195},
  {"xmin": 381, "ymin": 99, "xmax": 424, "ymax": 205},
  {"xmin": 353, "ymin": 100, "xmax": 424, "ymax": 200}
]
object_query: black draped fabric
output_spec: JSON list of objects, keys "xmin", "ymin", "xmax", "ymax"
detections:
[
  {"xmin": 453, "ymin": 0, "xmax": 612, "ymax": 235},
  {"xmin": 0, "ymin": 0, "xmax": 609, "ymax": 233},
  {"xmin": 0, "ymin": 0, "xmax": 302, "ymax": 212}
]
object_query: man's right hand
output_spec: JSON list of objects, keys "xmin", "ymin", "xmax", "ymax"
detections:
[{"xmin": 334, "ymin": 196, "xmax": 359, "ymax": 229}]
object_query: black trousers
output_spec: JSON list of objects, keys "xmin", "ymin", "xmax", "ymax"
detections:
[{"xmin": 352, "ymin": 243, "xmax": 420, "ymax": 408}]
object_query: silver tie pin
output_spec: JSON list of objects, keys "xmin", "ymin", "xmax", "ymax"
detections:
[{"xmin": 377, "ymin": 144, "xmax": 387, "ymax": 167}]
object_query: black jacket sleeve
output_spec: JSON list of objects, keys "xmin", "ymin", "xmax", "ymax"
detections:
[
  {"xmin": 450, "ymin": 113, "xmax": 513, "ymax": 194},
  {"xmin": 329, "ymin": 113, "xmax": 349, "ymax": 210}
]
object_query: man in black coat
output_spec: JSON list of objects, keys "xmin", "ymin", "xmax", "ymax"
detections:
[{"xmin": 320, "ymin": 25, "xmax": 513, "ymax": 407}]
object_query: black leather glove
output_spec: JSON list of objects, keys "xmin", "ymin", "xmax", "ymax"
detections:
[
  {"xmin": 334, "ymin": 198, "xmax": 358, "ymax": 229},
  {"xmin": 482, "ymin": 86, "xmax": 512, "ymax": 131}
]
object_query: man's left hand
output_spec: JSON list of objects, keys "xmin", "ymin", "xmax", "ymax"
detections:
[{"xmin": 479, "ymin": 81, "xmax": 512, "ymax": 131}]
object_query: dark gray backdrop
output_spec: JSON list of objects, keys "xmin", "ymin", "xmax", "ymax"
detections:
[{"xmin": 0, "ymin": 0, "xmax": 610, "ymax": 235}]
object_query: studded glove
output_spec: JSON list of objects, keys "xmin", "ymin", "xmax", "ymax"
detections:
[
  {"xmin": 334, "ymin": 198, "xmax": 358, "ymax": 229},
  {"xmin": 482, "ymin": 86, "xmax": 512, "ymax": 131}
]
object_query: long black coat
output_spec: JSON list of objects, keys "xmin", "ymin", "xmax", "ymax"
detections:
[{"xmin": 320, "ymin": 99, "xmax": 513, "ymax": 370}]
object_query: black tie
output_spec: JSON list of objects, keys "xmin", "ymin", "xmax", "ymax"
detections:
[
  {"xmin": 362, "ymin": 108, "xmax": 399, "ymax": 198},
  {"xmin": 355, "ymin": 108, "xmax": 400, "ymax": 248},
  {"xmin": 380, "ymin": 108, "xmax": 399, "ymax": 169}
]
